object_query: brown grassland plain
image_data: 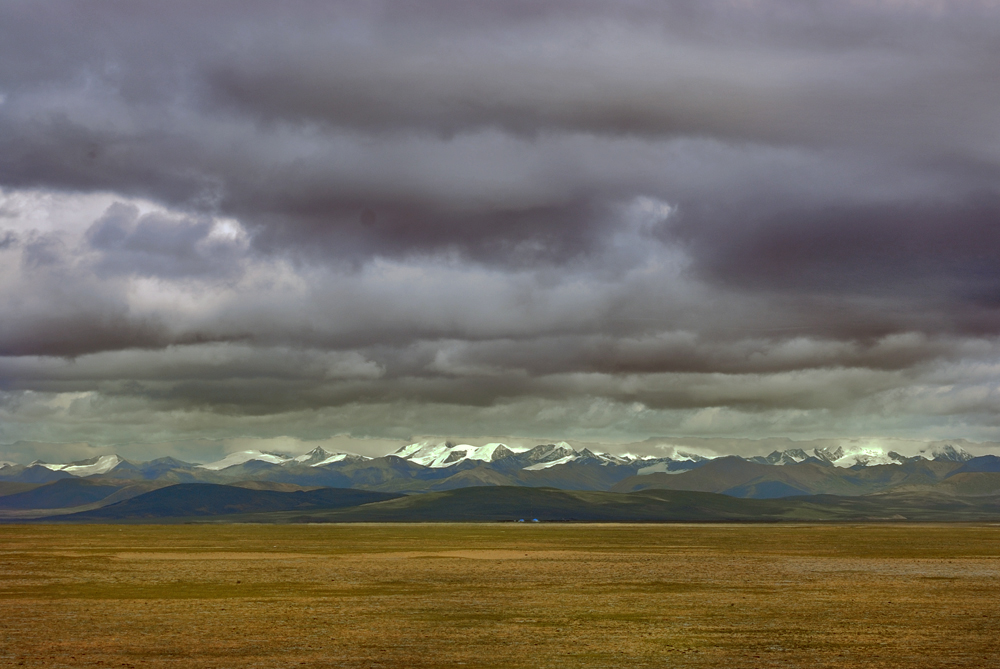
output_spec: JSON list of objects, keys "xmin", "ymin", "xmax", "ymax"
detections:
[{"xmin": 1, "ymin": 523, "xmax": 999, "ymax": 668}]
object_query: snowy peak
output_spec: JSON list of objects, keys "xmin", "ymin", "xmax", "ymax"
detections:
[
  {"xmin": 392, "ymin": 441, "xmax": 638, "ymax": 471},
  {"xmin": 198, "ymin": 447, "xmax": 370, "ymax": 470},
  {"xmin": 649, "ymin": 447, "xmax": 713, "ymax": 463},
  {"xmin": 36, "ymin": 454, "xmax": 124, "ymax": 477},
  {"xmin": 918, "ymin": 444, "xmax": 973, "ymax": 462},
  {"xmin": 575, "ymin": 448, "xmax": 630, "ymax": 466},
  {"xmin": 310, "ymin": 452, "xmax": 370, "ymax": 467},
  {"xmin": 634, "ymin": 451, "xmax": 713, "ymax": 475},
  {"xmin": 392, "ymin": 441, "xmax": 434, "ymax": 460},
  {"xmin": 392, "ymin": 441, "xmax": 518, "ymax": 468},
  {"xmin": 293, "ymin": 446, "xmax": 335, "ymax": 465},
  {"xmin": 290, "ymin": 446, "xmax": 369, "ymax": 467},
  {"xmin": 671, "ymin": 450, "xmax": 711, "ymax": 463},
  {"xmin": 519, "ymin": 443, "xmax": 576, "ymax": 465},
  {"xmin": 522, "ymin": 453, "xmax": 578, "ymax": 471},
  {"xmin": 747, "ymin": 449, "xmax": 812, "ymax": 466},
  {"xmin": 767, "ymin": 448, "xmax": 809, "ymax": 465},
  {"xmin": 197, "ymin": 450, "xmax": 291, "ymax": 471},
  {"xmin": 520, "ymin": 445, "xmax": 634, "ymax": 470},
  {"xmin": 813, "ymin": 447, "xmax": 844, "ymax": 464},
  {"xmin": 516, "ymin": 444, "xmax": 640, "ymax": 471},
  {"xmin": 812, "ymin": 446, "xmax": 906, "ymax": 468}
]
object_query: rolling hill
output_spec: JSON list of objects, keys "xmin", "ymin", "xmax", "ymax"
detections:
[
  {"xmin": 51, "ymin": 483, "xmax": 403, "ymax": 521},
  {"xmin": 0, "ymin": 477, "xmax": 177, "ymax": 511},
  {"xmin": 30, "ymin": 484, "xmax": 1000, "ymax": 524}
]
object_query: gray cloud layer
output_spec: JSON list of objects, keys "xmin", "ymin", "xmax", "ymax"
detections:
[{"xmin": 2, "ymin": 1, "xmax": 1000, "ymax": 455}]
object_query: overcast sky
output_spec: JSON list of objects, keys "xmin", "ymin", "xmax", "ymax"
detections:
[{"xmin": 3, "ymin": 1, "xmax": 1000, "ymax": 461}]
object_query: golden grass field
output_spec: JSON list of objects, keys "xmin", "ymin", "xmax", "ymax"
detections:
[{"xmin": 1, "ymin": 523, "xmax": 999, "ymax": 668}]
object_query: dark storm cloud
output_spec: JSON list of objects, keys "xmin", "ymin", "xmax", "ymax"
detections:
[
  {"xmin": 246, "ymin": 199, "xmax": 609, "ymax": 268},
  {"xmin": 0, "ymin": 305, "xmax": 169, "ymax": 359},
  {"xmin": 669, "ymin": 190, "xmax": 1000, "ymax": 321},
  {"xmin": 1, "ymin": 1, "xmax": 998, "ymax": 267},
  {"xmin": 0, "ymin": 330, "xmax": 988, "ymax": 416},
  {"xmin": 3, "ymin": 1, "xmax": 1000, "ymax": 448}
]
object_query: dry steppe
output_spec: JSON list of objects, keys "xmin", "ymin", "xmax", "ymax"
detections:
[{"xmin": 1, "ymin": 524, "xmax": 999, "ymax": 668}]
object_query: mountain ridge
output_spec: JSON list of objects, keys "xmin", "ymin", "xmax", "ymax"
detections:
[{"xmin": 2, "ymin": 442, "xmax": 994, "ymax": 500}]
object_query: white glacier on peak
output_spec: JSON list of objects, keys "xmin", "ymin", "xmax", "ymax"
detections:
[
  {"xmin": 469, "ymin": 443, "xmax": 518, "ymax": 461},
  {"xmin": 831, "ymin": 448, "xmax": 900, "ymax": 468},
  {"xmin": 389, "ymin": 440, "xmax": 640, "ymax": 470},
  {"xmin": 311, "ymin": 452, "xmax": 352, "ymax": 466},
  {"xmin": 198, "ymin": 447, "xmax": 369, "ymax": 470},
  {"xmin": 38, "ymin": 454, "xmax": 123, "ymax": 476},
  {"xmin": 523, "ymin": 454, "xmax": 578, "ymax": 471},
  {"xmin": 636, "ymin": 462, "xmax": 684, "ymax": 475},
  {"xmin": 916, "ymin": 444, "xmax": 973, "ymax": 462},
  {"xmin": 391, "ymin": 441, "xmax": 434, "ymax": 460},
  {"xmin": 651, "ymin": 446, "xmax": 716, "ymax": 463},
  {"xmin": 291, "ymin": 446, "xmax": 368, "ymax": 467},
  {"xmin": 391, "ymin": 441, "xmax": 520, "ymax": 468},
  {"xmin": 197, "ymin": 450, "xmax": 291, "ymax": 470},
  {"xmin": 293, "ymin": 447, "xmax": 330, "ymax": 463},
  {"xmin": 810, "ymin": 445, "xmax": 908, "ymax": 468}
]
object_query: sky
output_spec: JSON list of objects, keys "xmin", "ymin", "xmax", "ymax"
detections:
[{"xmin": 3, "ymin": 1, "xmax": 1000, "ymax": 463}]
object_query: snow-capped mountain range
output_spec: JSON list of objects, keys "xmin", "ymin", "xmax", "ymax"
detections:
[
  {"xmin": 0, "ymin": 442, "xmax": 976, "ymax": 478},
  {"xmin": 0, "ymin": 441, "xmax": 976, "ymax": 481},
  {"xmin": 745, "ymin": 443, "xmax": 973, "ymax": 468},
  {"xmin": 177, "ymin": 441, "xmax": 644, "ymax": 473},
  {"xmin": 2, "ymin": 441, "xmax": 992, "ymax": 500},
  {"xmin": 195, "ymin": 448, "xmax": 368, "ymax": 471}
]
